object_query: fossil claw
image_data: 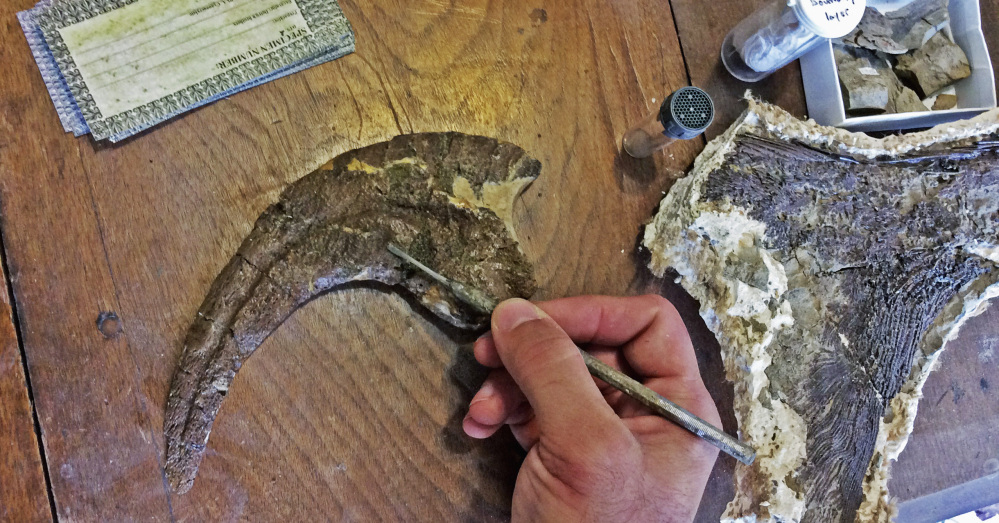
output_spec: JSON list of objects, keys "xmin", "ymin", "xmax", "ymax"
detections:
[{"xmin": 164, "ymin": 133, "xmax": 540, "ymax": 493}]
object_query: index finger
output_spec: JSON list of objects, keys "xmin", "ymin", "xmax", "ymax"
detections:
[{"xmin": 535, "ymin": 295, "xmax": 700, "ymax": 380}]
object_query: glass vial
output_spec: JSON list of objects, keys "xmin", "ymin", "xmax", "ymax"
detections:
[
  {"xmin": 623, "ymin": 110, "xmax": 673, "ymax": 159},
  {"xmin": 623, "ymin": 87, "xmax": 714, "ymax": 159},
  {"xmin": 721, "ymin": 0, "xmax": 865, "ymax": 83}
]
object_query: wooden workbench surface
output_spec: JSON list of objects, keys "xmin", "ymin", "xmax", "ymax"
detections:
[{"xmin": 0, "ymin": 0, "xmax": 996, "ymax": 521}]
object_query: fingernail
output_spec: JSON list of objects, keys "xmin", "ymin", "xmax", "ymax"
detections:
[
  {"xmin": 493, "ymin": 298, "xmax": 543, "ymax": 332},
  {"xmin": 471, "ymin": 380, "xmax": 495, "ymax": 404}
]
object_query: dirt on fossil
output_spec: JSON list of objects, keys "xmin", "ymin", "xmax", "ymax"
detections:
[{"xmin": 164, "ymin": 132, "xmax": 541, "ymax": 494}]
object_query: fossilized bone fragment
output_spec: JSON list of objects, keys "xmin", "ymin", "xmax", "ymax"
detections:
[
  {"xmin": 644, "ymin": 101, "xmax": 999, "ymax": 522},
  {"xmin": 164, "ymin": 133, "xmax": 540, "ymax": 494}
]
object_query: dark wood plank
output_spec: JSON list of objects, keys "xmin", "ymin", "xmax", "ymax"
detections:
[
  {"xmin": 891, "ymin": 308, "xmax": 999, "ymax": 503},
  {"xmin": 0, "ymin": 0, "xmax": 702, "ymax": 519},
  {"xmin": 0, "ymin": 248, "xmax": 51, "ymax": 521},
  {"xmin": 984, "ymin": 0, "xmax": 999, "ymax": 90},
  {"xmin": 669, "ymin": 0, "xmax": 809, "ymax": 140}
]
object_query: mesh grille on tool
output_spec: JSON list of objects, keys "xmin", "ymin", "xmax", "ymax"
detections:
[{"xmin": 671, "ymin": 88, "xmax": 713, "ymax": 130}]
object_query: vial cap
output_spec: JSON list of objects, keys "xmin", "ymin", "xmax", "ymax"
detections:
[
  {"xmin": 790, "ymin": 0, "xmax": 867, "ymax": 39},
  {"xmin": 659, "ymin": 87, "xmax": 715, "ymax": 141}
]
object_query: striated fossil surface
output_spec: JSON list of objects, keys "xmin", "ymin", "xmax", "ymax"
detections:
[
  {"xmin": 164, "ymin": 132, "xmax": 540, "ymax": 494},
  {"xmin": 644, "ymin": 101, "xmax": 999, "ymax": 522}
]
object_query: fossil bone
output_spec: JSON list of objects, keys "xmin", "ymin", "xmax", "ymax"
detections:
[
  {"xmin": 164, "ymin": 133, "xmax": 540, "ymax": 494},
  {"xmin": 644, "ymin": 100, "xmax": 999, "ymax": 522}
]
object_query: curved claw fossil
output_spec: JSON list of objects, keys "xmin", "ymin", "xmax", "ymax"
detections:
[{"xmin": 164, "ymin": 133, "xmax": 540, "ymax": 493}]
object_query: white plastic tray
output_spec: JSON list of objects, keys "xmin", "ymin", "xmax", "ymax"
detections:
[{"xmin": 800, "ymin": 0, "xmax": 996, "ymax": 132}]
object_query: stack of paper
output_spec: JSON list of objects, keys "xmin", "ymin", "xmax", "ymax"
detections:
[{"xmin": 18, "ymin": 0, "xmax": 355, "ymax": 142}]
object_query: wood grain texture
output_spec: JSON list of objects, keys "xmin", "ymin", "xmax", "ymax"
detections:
[
  {"xmin": 0, "ymin": 0, "xmax": 701, "ymax": 519},
  {"xmin": 1, "ymin": 0, "xmax": 996, "ymax": 518},
  {"xmin": 0, "ymin": 249, "xmax": 50, "ymax": 521}
]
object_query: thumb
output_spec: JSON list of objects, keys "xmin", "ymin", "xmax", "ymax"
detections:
[{"xmin": 490, "ymin": 299, "xmax": 618, "ymax": 437}]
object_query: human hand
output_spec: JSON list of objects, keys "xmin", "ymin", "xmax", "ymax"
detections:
[{"xmin": 463, "ymin": 295, "xmax": 720, "ymax": 522}]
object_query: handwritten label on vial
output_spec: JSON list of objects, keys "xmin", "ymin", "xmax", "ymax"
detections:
[
  {"xmin": 795, "ymin": 0, "xmax": 865, "ymax": 39},
  {"xmin": 810, "ymin": 0, "xmax": 856, "ymax": 22}
]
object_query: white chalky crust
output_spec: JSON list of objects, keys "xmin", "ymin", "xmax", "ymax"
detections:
[{"xmin": 643, "ymin": 99, "xmax": 999, "ymax": 522}]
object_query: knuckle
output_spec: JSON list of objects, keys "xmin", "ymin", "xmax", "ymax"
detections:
[{"xmin": 642, "ymin": 294, "xmax": 680, "ymax": 320}]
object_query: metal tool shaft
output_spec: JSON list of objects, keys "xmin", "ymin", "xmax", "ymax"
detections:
[
  {"xmin": 579, "ymin": 351, "xmax": 755, "ymax": 464},
  {"xmin": 387, "ymin": 243, "xmax": 756, "ymax": 465}
]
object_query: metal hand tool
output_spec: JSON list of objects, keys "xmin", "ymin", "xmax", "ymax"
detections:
[{"xmin": 388, "ymin": 243, "xmax": 757, "ymax": 465}]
